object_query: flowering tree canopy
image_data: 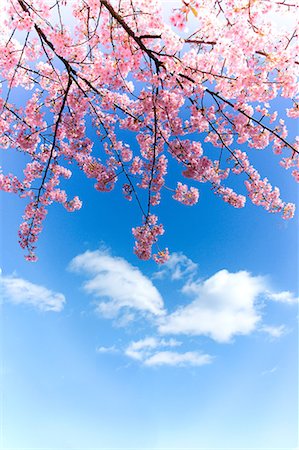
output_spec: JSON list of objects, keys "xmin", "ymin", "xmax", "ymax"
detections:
[{"xmin": 0, "ymin": 0, "xmax": 298, "ymax": 262}]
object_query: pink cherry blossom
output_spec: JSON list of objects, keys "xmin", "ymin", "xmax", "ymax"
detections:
[
  {"xmin": 0, "ymin": 0, "xmax": 297, "ymax": 263},
  {"xmin": 173, "ymin": 182, "xmax": 199, "ymax": 206}
]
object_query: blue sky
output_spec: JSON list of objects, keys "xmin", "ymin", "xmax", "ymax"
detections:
[
  {"xmin": 0, "ymin": 4, "xmax": 298, "ymax": 449},
  {"xmin": 1, "ymin": 124, "xmax": 298, "ymax": 450}
]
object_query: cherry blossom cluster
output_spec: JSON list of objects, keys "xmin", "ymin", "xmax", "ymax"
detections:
[
  {"xmin": 173, "ymin": 182, "xmax": 199, "ymax": 206},
  {"xmin": 18, "ymin": 202, "xmax": 47, "ymax": 262},
  {"xmin": 170, "ymin": 1, "xmax": 200, "ymax": 30},
  {"xmin": 132, "ymin": 215, "xmax": 166, "ymax": 262},
  {"xmin": 15, "ymin": 161, "xmax": 83, "ymax": 260},
  {"xmin": 216, "ymin": 186, "xmax": 246, "ymax": 209},
  {"xmin": 230, "ymin": 149, "xmax": 295, "ymax": 217},
  {"xmin": 0, "ymin": 0, "xmax": 298, "ymax": 263}
]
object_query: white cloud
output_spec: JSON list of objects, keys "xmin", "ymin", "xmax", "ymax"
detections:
[
  {"xmin": 70, "ymin": 249, "xmax": 297, "ymax": 360},
  {"xmin": 260, "ymin": 324, "xmax": 288, "ymax": 338},
  {"xmin": 261, "ymin": 366, "xmax": 278, "ymax": 376},
  {"xmin": 69, "ymin": 250, "xmax": 165, "ymax": 318},
  {"xmin": 266, "ymin": 291, "xmax": 298, "ymax": 304},
  {"xmin": 159, "ymin": 269, "xmax": 266, "ymax": 342},
  {"xmin": 125, "ymin": 336, "xmax": 211, "ymax": 367},
  {"xmin": 144, "ymin": 351, "xmax": 212, "ymax": 367},
  {"xmin": 125, "ymin": 336, "xmax": 181, "ymax": 361},
  {"xmin": 153, "ymin": 252, "xmax": 198, "ymax": 281},
  {"xmin": 0, "ymin": 273, "xmax": 65, "ymax": 312},
  {"xmin": 96, "ymin": 345, "xmax": 118, "ymax": 354}
]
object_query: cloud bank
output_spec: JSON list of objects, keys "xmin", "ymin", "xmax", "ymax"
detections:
[{"xmin": 71, "ymin": 249, "xmax": 297, "ymax": 368}]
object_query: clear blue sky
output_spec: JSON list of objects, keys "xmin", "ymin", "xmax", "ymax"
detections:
[{"xmin": 0, "ymin": 12, "xmax": 298, "ymax": 450}]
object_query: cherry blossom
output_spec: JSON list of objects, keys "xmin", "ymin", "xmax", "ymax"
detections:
[
  {"xmin": 173, "ymin": 182, "xmax": 199, "ymax": 206},
  {"xmin": 0, "ymin": 0, "xmax": 298, "ymax": 262}
]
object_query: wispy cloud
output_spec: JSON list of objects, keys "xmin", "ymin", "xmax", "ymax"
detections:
[
  {"xmin": 261, "ymin": 366, "xmax": 278, "ymax": 376},
  {"xmin": 153, "ymin": 252, "xmax": 198, "ymax": 281},
  {"xmin": 125, "ymin": 337, "xmax": 181, "ymax": 361},
  {"xmin": 96, "ymin": 345, "xmax": 118, "ymax": 354},
  {"xmin": 159, "ymin": 269, "xmax": 266, "ymax": 342},
  {"xmin": 125, "ymin": 336, "xmax": 211, "ymax": 367},
  {"xmin": 260, "ymin": 324, "xmax": 288, "ymax": 339},
  {"xmin": 0, "ymin": 271, "xmax": 65, "ymax": 312},
  {"xmin": 69, "ymin": 250, "xmax": 165, "ymax": 318},
  {"xmin": 266, "ymin": 291, "xmax": 298, "ymax": 304},
  {"xmin": 144, "ymin": 351, "xmax": 213, "ymax": 367}
]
